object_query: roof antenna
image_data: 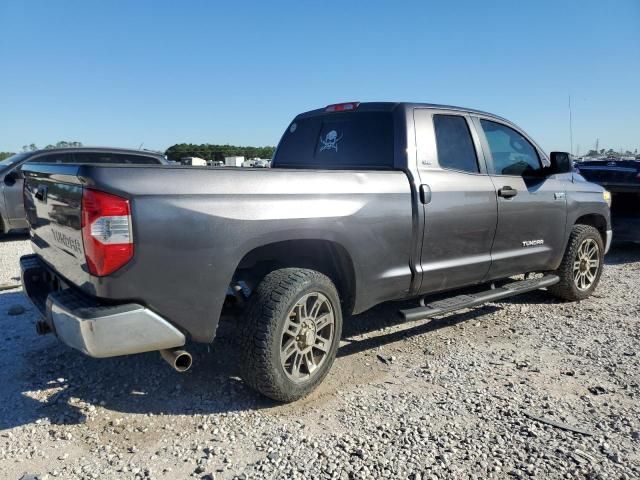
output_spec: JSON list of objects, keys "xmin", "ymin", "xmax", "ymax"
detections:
[{"xmin": 138, "ymin": 142, "xmax": 144, "ymax": 150}]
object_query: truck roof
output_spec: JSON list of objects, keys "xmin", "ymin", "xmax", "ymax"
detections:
[{"xmin": 297, "ymin": 101, "xmax": 512, "ymax": 124}]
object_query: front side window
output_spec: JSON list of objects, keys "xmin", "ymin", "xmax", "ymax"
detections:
[
  {"xmin": 433, "ymin": 114, "xmax": 479, "ymax": 173},
  {"xmin": 480, "ymin": 119, "xmax": 541, "ymax": 176},
  {"xmin": 0, "ymin": 153, "xmax": 29, "ymax": 169}
]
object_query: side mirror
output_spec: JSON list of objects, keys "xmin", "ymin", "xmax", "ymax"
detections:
[
  {"xmin": 3, "ymin": 171, "xmax": 19, "ymax": 187},
  {"xmin": 548, "ymin": 152, "xmax": 573, "ymax": 175}
]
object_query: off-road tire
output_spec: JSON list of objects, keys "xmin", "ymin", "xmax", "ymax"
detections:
[
  {"xmin": 240, "ymin": 268, "xmax": 342, "ymax": 402},
  {"xmin": 547, "ymin": 224, "xmax": 604, "ymax": 301}
]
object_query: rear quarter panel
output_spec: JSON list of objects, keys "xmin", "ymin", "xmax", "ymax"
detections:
[{"xmin": 75, "ymin": 166, "xmax": 414, "ymax": 342}]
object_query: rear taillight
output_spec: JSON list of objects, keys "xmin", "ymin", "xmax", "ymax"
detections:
[
  {"xmin": 81, "ymin": 188, "xmax": 133, "ymax": 276},
  {"xmin": 325, "ymin": 102, "xmax": 360, "ymax": 112}
]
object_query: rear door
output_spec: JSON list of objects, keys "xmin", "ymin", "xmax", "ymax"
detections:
[
  {"xmin": 2, "ymin": 168, "xmax": 25, "ymax": 224},
  {"xmin": 475, "ymin": 117, "xmax": 567, "ymax": 278},
  {"xmin": 414, "ymin": 109, "xmax": 498, "ymax": 293}
]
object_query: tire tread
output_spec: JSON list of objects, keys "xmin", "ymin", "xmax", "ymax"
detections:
[
  {"xmin": 240, "ymin": 268, "xmax": 341, "ymax": 402},
  {"xmin": 548, "ymin": 224, "xmax": 604, "ymax": 301}
]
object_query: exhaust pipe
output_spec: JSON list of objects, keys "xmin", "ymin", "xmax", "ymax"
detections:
[
  {"xmin": 160, "ymin": 348, "xmax": 192, "ymax": 372},
  {"xmin": 35, "ymin": 321, "xmax": 52, "ymax": 335}
]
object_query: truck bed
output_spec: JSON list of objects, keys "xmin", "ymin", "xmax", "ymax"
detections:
[{"xmin": 22, "ymin": 163, "xmax": 415, "ymax": 342}]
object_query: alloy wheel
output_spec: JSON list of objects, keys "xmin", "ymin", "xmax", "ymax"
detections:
[
  {"xmin": 573, "ymin": 238, "xmax": 600, "ymax": 291},
  {"xmin": 280, "ymin": 292, "xmax": 335, "ymax": 382}
]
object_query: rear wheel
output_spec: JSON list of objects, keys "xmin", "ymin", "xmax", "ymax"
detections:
[
  {"xmin": 548, "ymin": 224, "xmax": 604, "ymax": 301},
  {"xmin": 240, "ymin": 268, "xmax": 342, "ymax": 402}
]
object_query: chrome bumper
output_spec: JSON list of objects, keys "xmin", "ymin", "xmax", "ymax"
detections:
[
  {"xmin": 605, "ymin": 229, "xmax": 613, "ymax": 254},
  {"xmin": 20, "ymin": 255, "xmax": 185, "ymax": 358}
]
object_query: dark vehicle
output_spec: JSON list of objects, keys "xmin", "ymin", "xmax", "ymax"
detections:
[
  {"xmin": 0, "ymin": 148, "xmax": 168, "ymax": 234},
  {"xmin": 20, "ymin": 102, "xmax": 611, "ymax": 402},
  {"xmin": 576, "ymin": 159, "xmax": 640, "ymax": 242}
]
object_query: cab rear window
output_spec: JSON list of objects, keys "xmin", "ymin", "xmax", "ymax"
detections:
[{"xmin": 273, "ymin": 112, "xmax": 394, "ymax": 169}]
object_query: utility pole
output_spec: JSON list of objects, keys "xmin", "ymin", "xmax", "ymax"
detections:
[{"xmin": 568, "ymin": 95, "xmax": 574, "ymax": 156}]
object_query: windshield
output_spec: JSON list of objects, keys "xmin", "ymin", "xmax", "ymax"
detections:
[
  {"xmin": 273, "ymin": 111, "xmax": 394, "ymax": 169},
  {"xmin": 0, "ymin": 152, "xmax": 29, "ymax": 169}
]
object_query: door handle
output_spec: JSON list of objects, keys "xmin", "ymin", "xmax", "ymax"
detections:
[
  {"xmin": 498, "ymin": 186, "xmax": 518, "ymax": 198},
  {"xmin": 419, "ymin": 184, "xmax": 431, "ymax": 204}
]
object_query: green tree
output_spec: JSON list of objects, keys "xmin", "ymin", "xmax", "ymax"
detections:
[
  {"xmin": 44, "ymin": 141, "xmax": 83, "ymax": 149},
  {"xmin": 20, "ymin": 141, "xmax": 84, "ymax": 151},
  {"xmin": 165, "ymin": 143, "xmax": 276, "ymax": 163},
  {"xmin": 0, "ymin": 151, "xmax": 15, "ymax": 161}
]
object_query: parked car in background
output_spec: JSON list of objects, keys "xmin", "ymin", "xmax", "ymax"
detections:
[
  {"xmin": 0, "ymin": 147, "xmax": 168, "ymax": 234},
  {"xmin": 576, "ymin": 158, "xmax": 640, "ymax": 242},
  {"xmin": 253, "ymin": 159, "xmax": 271, "ymax": 168},
  {"xmin": 20, "ymin": 102, "xmax": 611, "ymax": 402}
]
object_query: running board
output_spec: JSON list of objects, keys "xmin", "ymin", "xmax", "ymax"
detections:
[{"xmin": 399, "ymin": 275, "xmax": 559, "ymax": 322}]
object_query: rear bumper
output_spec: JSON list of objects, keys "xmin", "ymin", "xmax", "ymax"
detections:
[{"xmin": 20, "ymin": 254, "xmax": 185, "ymax": 358}]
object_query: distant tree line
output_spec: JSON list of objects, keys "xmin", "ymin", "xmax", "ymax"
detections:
[
  {"xmin": 1, "ymin": 141, "xmax": 84, "ymax": 160},
  {"xmin": 20, "ymin": 141, "xmax": 83, "ymax": 152},
  {"xmin": 1, "ymin": 141, "xmax": 84, "ymax": 161},
  {"xmin": 585, "ymin": 148, "xmax": 638, "ymax": 157},
  {"xmin": 165, "ymin": 143, "xmax": 275, "ymax": 163}
]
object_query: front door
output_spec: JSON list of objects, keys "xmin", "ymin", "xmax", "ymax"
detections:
[
  {"xmin": 476, "ymin": 118, "xmax": 568, "ymax": 279},
  {"xmin": 414, "ymin": 109, "xmax": 498, "ymax": 294},
  {"xmin": 2, "ymin": 152, "xmax": 74, "ymax": 230}
]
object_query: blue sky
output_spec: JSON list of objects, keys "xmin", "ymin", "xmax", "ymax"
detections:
[{"xmin": 1, "ymin": 0, "xmax": 638, "ymax": 154}]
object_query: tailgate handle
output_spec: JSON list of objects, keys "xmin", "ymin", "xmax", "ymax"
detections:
[{"xmin": 34, "ymin": 185, "xmax": 48, "ymax": 203}]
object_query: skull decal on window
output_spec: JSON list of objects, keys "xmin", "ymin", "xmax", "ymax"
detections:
[{"xmin": 319, "ymin": 130, "xmax": 343, "ymax": 152}]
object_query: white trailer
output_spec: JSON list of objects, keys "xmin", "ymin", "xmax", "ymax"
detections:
[
  {"xmin": 181, "ymin": 157, "xmax": 208, "ymax": 166},
  {"xmin": 225, "ymin": 156, "xmax": 245, "ymax": 167}
]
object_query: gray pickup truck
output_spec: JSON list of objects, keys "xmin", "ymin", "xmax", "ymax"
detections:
[{"xmin": 20, "ymin": 102, "xmax": 612, "ymax": 402}]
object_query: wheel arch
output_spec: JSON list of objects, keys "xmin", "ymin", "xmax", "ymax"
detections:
[
  {"xmin": 231, "ymin": 239, "xmax": 357, "ymax": 316},
  {"xmin": 574, "ymin": 213, "xmax": 607, "ymax": 245}
]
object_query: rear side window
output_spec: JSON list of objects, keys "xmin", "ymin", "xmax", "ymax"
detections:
[
  {"xmin": 28, "ymin": 153, "xmax": 73, "ymax": 163},
  {"xmin": 73, "ymin": 152, "xmax": 161, "ymax": 164},
  {"xmin": 480, "ymin": 120, "xmax": 541, "ymax": 176},
  {"xmin": 273, "ymin": 112, "xmax": 394, "ymax": 169},
  {"xmin": 433, "ymin": 115, "xmax": 479, "ymax": 173}
]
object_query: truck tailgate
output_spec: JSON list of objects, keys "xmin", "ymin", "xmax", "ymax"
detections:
[{"xmin": 23, "ymin": 164, "xmax": 92, "ymax": 288}]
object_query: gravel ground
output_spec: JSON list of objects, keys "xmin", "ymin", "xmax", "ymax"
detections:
[
  {"xmin": 0, "ymin": 235, "xmax": 638, "ymax": 480},
  {"xmin": 0, "ymin": 233, "xmax": 32, "ymax": 285}
]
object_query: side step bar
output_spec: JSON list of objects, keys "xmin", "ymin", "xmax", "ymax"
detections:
[{"xmin": 399, "ymin": 275, "xmax": 559, "ymax": 322}]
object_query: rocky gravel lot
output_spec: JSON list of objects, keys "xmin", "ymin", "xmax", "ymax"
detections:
[{"xmin": 0, "ymin": 234, "xmax": 638, "ymax": 480}]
